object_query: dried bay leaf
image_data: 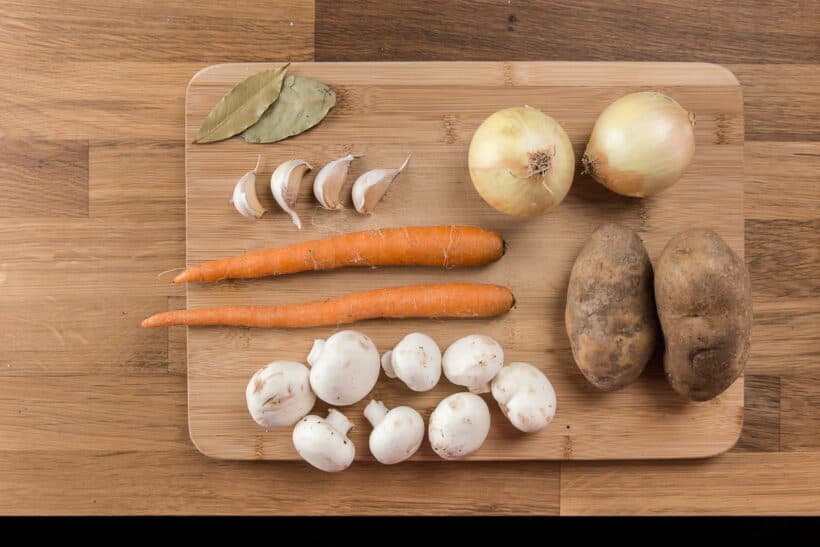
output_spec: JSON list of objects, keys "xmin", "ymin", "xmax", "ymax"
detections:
[
  {"xmin": 242, "ymin": 75, "xmax": 336, "ymax": 144},
  {"xmin": 195, "ymin": 63, "xmax": 290, "ymax": 144}
]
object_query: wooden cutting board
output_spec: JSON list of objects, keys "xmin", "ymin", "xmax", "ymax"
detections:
[{"xmin": 184, "ymin": 62, "xmax": 744, "ymax": 461}]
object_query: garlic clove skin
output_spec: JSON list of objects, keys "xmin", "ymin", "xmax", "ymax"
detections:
[
  {"xmin": 230, "ymin": 156, "xmax": 266, "ymax": 219},
  {"xmin": 270, "ymin": 159, "xmax": 313, "ymax": 229},
  {"xmin": 491, "ymin": 362, "xmax": 556, "ymax": 433},
  {"xmin": 313, "ymin": 154, "xmax": 362, "ymax": 210},
  {"xmin": 351, "ymin": 154, "xmax": 410, "ymax": 214}
]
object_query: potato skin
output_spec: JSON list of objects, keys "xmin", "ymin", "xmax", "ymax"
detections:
[
  {"xmin": 565, "ymin": 224, "xmax": 659, "ymax": 390},
  {"xmin": 655, "ymin": 229, "xmax": 752, "ymax": 401}
]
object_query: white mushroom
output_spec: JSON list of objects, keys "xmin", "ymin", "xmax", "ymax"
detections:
[
  {"xmin": 491, "ymin": 362, "xmax": 557, "ymax": 433},
  {"xmin": 245, "ymin": 360, "xmax": 315, "ymax": 428},
  {"xmin": 307, "ymin": 330, "xmax": 380, "ymax": 406},
  {"xmin": 364, "ymin": 400, "xmax": 424, "ymax": 465},
  {"xmin": 381, "ymin": 333, "xmax": 441, "ymax": 392},
  {"xmin": 442, "ymin": 335, "xmax": 504, "ymax": 394},
  {"xmin": 292, "ymin": 408, "xmax": 355, "ymax": 472},
  {"xmin": 428, "ymin": 392, "xmax": 491, "ymax": 460}
]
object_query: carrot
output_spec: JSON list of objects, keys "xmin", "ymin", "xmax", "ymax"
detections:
[
  {"xmin": 172, "ymin": 225, "xmax": 504, "ymax": 283},
  {"xmin": 141, "ymin": 283, "xmax": 514, "ymax": 328}
]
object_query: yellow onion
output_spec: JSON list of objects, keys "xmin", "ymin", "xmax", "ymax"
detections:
[
  {"xmin": 468, "ymin": 106, "xmax": 575, "ymax": 216},
  {"xmin": 582, "ymin": 91, "xmax": 695, "ymax": 197}
]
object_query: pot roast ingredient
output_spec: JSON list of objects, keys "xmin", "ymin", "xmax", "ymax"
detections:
[
  {"xmin": 292, "ymin": 408, "xmax": 355, "ymax": 472},
  {"xmin": 245, "ymin": 360, "xmax": 315, "ymax": 428},
  {"xmin": 313, "ymin": 154, "xmax": 362, "ymax": 210},
  {"xmin": 230, "ymin": 155, "xmax": 266, "ymax": 219},
  {"xmin": 468, "ymin": 105, "xmax": 575, "ymax": 216},
  {"xmin": 655, "ymin": 229, "xmax": 751, "ymax": 401},
  {"xmin": 195, "ymin": 63, "xmax": 290, "ymax": 144},
  {"xmin": 364, "ymin": 400, "xmax": 424, "ymax": 465},
  {"xmin": 242, "ymin": 75, "xmax": 336, "ymax": 144},
  {"xmin": 381, "ymin": 332, "xmax": 442, "ymax": 392},
  {"xmin": 582, "ymin": 91, "xmax": 696, "ymax": 197},
  {"xmin": 442, "ymin": 334, "xmax": 504, "ymax": 394},
  {"xmin": 565, "ymin": 223, "xmax": 659, "ymax": 391},
  {"xmin": 171, "ymin": 225, "xmax": 505, "ymax": 284},
  {"xmin": 270, "ymin": 159, "xmax": 313, "ymax": 230},
  {"xmin": 141, "ymin": 283, "xmax": 515, "ymax": 328},
  {"xmin": 491, "ymin": 362, "xmax": 556, "ymax": 433},
  {"xmin": 351, "ymin": 154, "xmax": 411, "ymax": 214},
  {"xmin": 307, "ymin": 330, "xmax": 380, "ymax": 406},
  {"xmin": 428, "ymin": 392, "xmax": 491, "ymax": 460}
]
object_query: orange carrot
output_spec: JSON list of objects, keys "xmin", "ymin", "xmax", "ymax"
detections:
[
  {"xmin": 173, "ymin": 225, "xmax": 504, "ymax": 283},
  {"xmin": 142, "ymin": 283, "xmax": 514, "ymax": 328}
]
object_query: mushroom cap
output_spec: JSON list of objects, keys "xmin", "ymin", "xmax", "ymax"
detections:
[
  {"xmin": 390, "ymin": 332, "xmax": 442, "ymax": 392},
  {"xmin": 491, "ymin": 362, "xmax": 556, "ymax": 432},
  {"xmin": 245, "ymin": 360, "xmax": 315, "ymax": 428},
  {"xmin": 308, "ymin": 330, "xmax": 380, "ymax": 406},
  {"xmin": 369, "ymin": 406, "xmax": 425, "ymax": 465},
  {"xmin": 442, "ymin": 335, "xmax": 504, "ymax": 392},
  {"xmin": 292, "ymin": 411, "xmax": 355, "ymax": 472},
  {"xmin": 428, "ymin": 392, "xmax": 491, "ymax": 460}
]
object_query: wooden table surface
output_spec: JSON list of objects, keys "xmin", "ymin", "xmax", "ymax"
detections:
[{"xmin": 0, "ymin": 0, "xmax": 817, "ymax": 515}]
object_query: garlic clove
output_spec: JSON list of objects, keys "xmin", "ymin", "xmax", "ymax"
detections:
[
  {"xmin": 313, "ymin": 154, "xmax": 362, "ymax": 210},
  {"xmin": 270, "ymin": 159, "xmax": 313, "ymax": 229},
  {"xmin": 351, "ymin": 154, "xmax": 410, "ymax": 214},
  {"xmin": 230, "ymin": 156, "xmax": 266, "ymax": 219}
]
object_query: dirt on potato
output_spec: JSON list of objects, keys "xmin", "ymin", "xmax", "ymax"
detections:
[
  {"xmin": 654, "ymin": 229, "xmax": 752, "ymax": 401},
  {"xmin": 565, "ymin": 223, "xmax": 659, "ymax": 390}
]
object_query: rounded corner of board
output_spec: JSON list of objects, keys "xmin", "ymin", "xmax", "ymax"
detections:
[
  {"xmin": 696, "ymin": 63, "xmax": 742, "ymax": 87},
  {"xmin": 188, "ymin": 422, "xmax": 229, "ymax": 461}
]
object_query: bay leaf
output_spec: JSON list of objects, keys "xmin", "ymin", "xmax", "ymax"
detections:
[
  {"xmin": 241, "ymin": 75, "xmax": 336, "ymax": 144},
  {"xmin": 195, "ymin": 63, "xmax": 290, "ymax": 144}
]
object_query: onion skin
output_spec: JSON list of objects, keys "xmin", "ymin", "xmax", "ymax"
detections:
[
  {"xmin": 582, "ymin": 92, "xmax": 695, "ymax": 198},
  {"xmin": 468, "ymin": 106, "xmax": 575, "ymax": 216}
]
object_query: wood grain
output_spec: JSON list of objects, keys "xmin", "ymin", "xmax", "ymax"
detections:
[
  {"xmin": 0, "ymin": 140, "xmax": 88, "ymax": 218},
  {"xmin": 0, "ymin": 0, "xmax": 816, "ymax": 515},
  {"xmin": 184, "ymin": 61, "xmax": 744, "ymax": 461},
  {"xmin": 736, "ymin": 375, "xmax": 780, "ymax": 452},
  {"xmin": 561, "ymin": 452, "xmax": 820, "ymax": 515},
  {"xmin": 0, "ymin": 450, "xmax": 559, "ymax": 515},
  {"xmin": 315, "ymin": 0, "xmax": 819, "ymax": 64}
]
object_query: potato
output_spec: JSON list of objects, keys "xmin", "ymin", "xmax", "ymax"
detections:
[
  {"xmin": 655, "ymin": 229, "xmax": 751, "ymax": 401},
  {"xmin": 565, "ymin": 224, "xmax": 659, "ymax": 390}
]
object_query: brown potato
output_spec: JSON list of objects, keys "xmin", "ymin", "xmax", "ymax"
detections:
[
  {"xmin": 655, "ymin": 229, "xmax": 752, "ymax": 401},
  {"xmin": 565, "ymin": 224, "xmax": 659, "ymax": 390}
]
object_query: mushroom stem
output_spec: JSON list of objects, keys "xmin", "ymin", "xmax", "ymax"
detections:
[
  {"xmin": 307, "ymin": 339, "xmax": 325, "ymax": 367},
  {"xmin": 325, "ymin": 408, "xmax": 353, "ymax": 435},
  {"xmin": 363, "ymin": 400, "xmax": 389, "ymax": 427},
  {"xmin": 380, "ymin": 351, "xmax": 396, "ymax": 378},
  {"xmin": 468, "ymin": 382, "xmax": 491, "ymax": 394}
]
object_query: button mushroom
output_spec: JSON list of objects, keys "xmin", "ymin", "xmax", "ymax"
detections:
[
  {"xmin": 428, "ymin": 392, "xmax": 491, "ymax": 460},
  {"xmin": 381, "ymin": 332, "xmax": 442, "ymax": 392},
  {"xmin": 363, "ymin": 400, "xmax": 424, "ymax": 465},
  {"xmin": 491, "ymin": 362, "xmax": 557, "ymax": 433},
  {"xmin": 307, "ymin": 330, "xmax": 380, "ymax": 406},
  {"xmin": 292, "ymin": 408, "xmax": 355, "ymax": 472},
  {"xmin": 442, "ymin": 335, "xmax": 504, "ymax": 393},
  {"xmin": 245, "ymin": 360, "xmax": 316, "ymax": 428}
]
